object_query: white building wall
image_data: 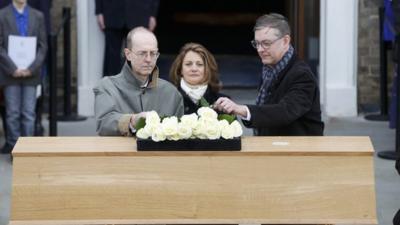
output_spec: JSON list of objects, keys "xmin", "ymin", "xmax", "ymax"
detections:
[
  {"xmin": 76, "ymin": 0, "xmax": 104, "ymax": 116},
  {"xmin": 320, "ymin": 0, "xmax": 358, "ymax": 117},
  {"xmin": 76, "ymin": 0, "xmax": 359, "ymax": 117}
]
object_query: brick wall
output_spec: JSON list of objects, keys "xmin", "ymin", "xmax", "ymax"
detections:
[{"xmin": 358, "ymin": 0, "xmax": 394, "ymax": 110}]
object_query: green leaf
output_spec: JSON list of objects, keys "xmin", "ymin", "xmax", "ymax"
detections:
[
  {"xmin": 135, "ymin": 117, "xmax": 146, "ymax": 131},
  {"xmin": 199, "ymin": 97, "xmax": 210, "ymax": 107},
  {"xmin": 218, "ymin": 114, "xmax": 236, "ymax": 124}
]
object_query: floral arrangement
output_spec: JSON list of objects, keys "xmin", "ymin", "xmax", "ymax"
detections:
[{"xmin": 135, "ymin": 106, "xmax": 243, "ymax": 142}]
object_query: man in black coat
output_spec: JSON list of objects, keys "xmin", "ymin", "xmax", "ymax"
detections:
[
  {"xmin": 95, "ymin": 0, "xmax": 159, "ymax": 76},
  {"xmin": 214, "ymin": 13, "xmax": 324, "ymax": 136}
]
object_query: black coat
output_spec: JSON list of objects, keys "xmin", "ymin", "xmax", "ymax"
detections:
[
  {"xmin": 178, "ymin": 86, "xmax": 228, "ymax": 115},
  {"xmin": 395, "ymin": 208, "xmax": 400, "ymax": 225},
  {"xmin": 243, "ymin": 55, "xmax": 324, "ymax": 136},
  {"xmin": 95, "ymin": 0, "xmax": 159, "ymax": 29}
]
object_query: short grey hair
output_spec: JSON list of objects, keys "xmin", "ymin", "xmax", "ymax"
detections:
[{"xmin": 253, "ymin": 13, "xmax": 291, "ymax": 37}]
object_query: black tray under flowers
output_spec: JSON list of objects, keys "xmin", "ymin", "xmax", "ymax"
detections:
[{"xmin": 136, "ymin": 137, "xmax": 241, "ymax": 151}]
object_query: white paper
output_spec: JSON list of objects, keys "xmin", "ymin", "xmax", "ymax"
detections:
[{"xmin": 8, "ymin": 35, "xmax": 37, "ymax": 69}]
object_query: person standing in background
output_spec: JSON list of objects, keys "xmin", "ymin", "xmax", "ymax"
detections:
[
  {"xmin": 0, "ymin": 0, "xmax": 47, "ymax": 153},
  {"xmin": 95, "ymin": 0, "xmax": 160, "ymax": 76},
  {"xmin": 0, "ymin": 0, "xmax": 51, "ymax": 137}
]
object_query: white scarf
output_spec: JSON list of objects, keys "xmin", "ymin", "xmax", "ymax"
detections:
[{"xmin": 180, "ymin": 79, "xmax": 208, "ymax": 104}]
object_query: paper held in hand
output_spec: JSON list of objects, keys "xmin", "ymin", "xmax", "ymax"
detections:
[{"xmin": 8, "ymin": 35, "xmax": 37, "ymax": 69}]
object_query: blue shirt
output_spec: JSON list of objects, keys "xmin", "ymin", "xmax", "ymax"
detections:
[
  {"xmin": 12, "ymin": 5, "xmax": 29, "ymax": 36},
  {"xmin": 384, "ymin": 0, "xmax": 395, "ymax": 41}
]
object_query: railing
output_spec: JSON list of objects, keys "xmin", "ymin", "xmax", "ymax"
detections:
[
  {"xmin": 378, "ymin": 34, "xmax": 400, "ymax": 160},
  {"xmin": 48, "ymin": 7, "xmax": 86, "ymax": 136},
  {"xmin": 365, "ymin": 7, "xmax": 390, "ymax": 121}
]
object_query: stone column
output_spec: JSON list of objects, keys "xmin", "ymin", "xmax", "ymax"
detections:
[
  {"xmin": 320, "ymin": 0, "xmax": 358, "ymax": 117},
  {"xmin": 76, "ymin": 0, "xmax": 104, "ymax": 116}
]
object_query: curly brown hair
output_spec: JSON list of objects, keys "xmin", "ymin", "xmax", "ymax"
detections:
[{"xmin": 169, "ymin": 42, "xmax": 221, "ymax": 92}]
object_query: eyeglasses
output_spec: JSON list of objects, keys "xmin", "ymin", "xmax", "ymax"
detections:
[
  {"xmin": 131, "ymin": 50, "xmax": 160, "ymax": 60},
  {"xmin": 251, "ymin": 36, "xmax": 283, "ymax": 49}
]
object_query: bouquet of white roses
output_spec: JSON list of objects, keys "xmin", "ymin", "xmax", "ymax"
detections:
[{"xmin": 135, "ymin": 107, "xmax": 243, "ymax": 142}]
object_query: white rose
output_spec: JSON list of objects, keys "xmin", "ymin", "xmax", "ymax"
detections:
[
  {"xmin": 180, "ymin": 113, "xmax": 198, "ymax": 128},
  {"xmin": 178, "ymin": 123, "xmax": 192, "ymax": 139},
  {"xmin": 221, "ymin": 125, "xmax": 235, "ymax": 139},
  {"xmin": 144, "ymin": 123, "xmax": 158, "ymax": 136},
  {"xmin": 205, "ymin": 123, "xmax": 220, "ymax": 140},
  {"xmin": 193, "ymin": 122, "xmax": 207, "ymax": 139},
  {"xmin": 136, "ymin": 128, "xmax": 150, "ymax": 139},
  {"xmin": 230, "ymin": 120, "xmax": 243, "ymax": 137},
  {"xmin": 197, "ymin": 107, "xmax": 218, "ymax": 120},
  {"xmin": 146, "ymin": 111, "xmax": 161, "ymax": 126},
  {"xmin": 151, "ymin": 127, "xmax": 166, "ymax": 142},
  {"xmin": 218, "ymin": 120, "xmax": 230, "ymax": 131},
  {"xmin": 167, "ymin": 133, "xmax": 181, "ymax": 141},
  {"xmin": 161, "ymin": 117, "xmax": 178, "ymax": 137},
  {"xmin": 198, "ymin": 116, "xmax": 218, "ymax": 125}
]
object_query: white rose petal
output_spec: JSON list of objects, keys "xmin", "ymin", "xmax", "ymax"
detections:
[
  {"xmin": 136, "ymin": 128, "xmax": 150, "ymax": 139},
  {"xmin": 146, "ymin": 111, "xmax": 161, "ymax": 126},
  {"xmin": 218, "ymin": 120, "xmax": 230, "ymax": 131},
  {"xmin": 167, "ymin": 133, "xmax": 181, "ymax": 141},
  {"xmin": 221, "ymin": 126, "xmax": 235, "ymax": 139},
  {"xmin": 230, "ymin": 120, "xmax": 243, "ymax": 137},
  {"xmin": 163, "ymin": 116, "xmax": 179, "ymax": 125},
  {"xmin": 205, "ymin": 123, "xmax": 220, "ymax": 140},
  {"xmin": 197, "ymin": 107, "xmax": 218, "ymax": 120},
  {"xmin": 198, "ymin": 116, "xmax": 218, "ymax": 125},
  {"xmin": 161, "ymin": 117, "xmax": 179, "ymax": 137},
  {"xmin": 178, "ymin": 123, "xmax": 192, "ymax": 139},
  {"xmin": 151, "ymin": 127, "xmax": 166, "ymax": 142},
  {"xmin": 193, "ymin": 122, "xmax": 207, "ymax": 139},
  {"xmin": 144, "ymin": 123, "xmax": 158, "ymax": 136},
  {"xmin": 180, "ymin": 113, "xmax": 198, "ymax": 128}
]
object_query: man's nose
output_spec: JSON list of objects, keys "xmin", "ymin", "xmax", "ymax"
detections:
[{"xmin": 144, "ymin": 54, "xmax": 152, "ymax": 61}]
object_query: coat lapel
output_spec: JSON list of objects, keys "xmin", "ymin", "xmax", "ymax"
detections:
[
  {"xmin": 27, "ymin": 6, "xmax": 36, "ymax": 36},
  {"xmin": 5, "ymin": 5, "xmax": 19, "ymax": 35}
]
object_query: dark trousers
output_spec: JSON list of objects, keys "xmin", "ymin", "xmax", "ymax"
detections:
[{"xmin": 103, "ymin": 28, "xmax": 129, "ymax": 76}]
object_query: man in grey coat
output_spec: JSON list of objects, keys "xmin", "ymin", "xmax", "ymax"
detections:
[
  {"xmin": 0, "ymin": 0, "xmax": 47, "ymax": 153},
  {"xmin": 94, "ymin": 27, "xmax": 184, "ymax": 136}
]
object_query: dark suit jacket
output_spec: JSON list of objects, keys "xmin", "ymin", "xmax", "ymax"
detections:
[
  {"xmin": 95, "ymin": 0, "xmax": 159, "ymax": 30},
  {"xmin": 0, "ymin": 4, "xmax": 48, "ymax": 86},
  {"xmin": 243, "ymin": 55, "xmax": 324, "ymax": 136}
]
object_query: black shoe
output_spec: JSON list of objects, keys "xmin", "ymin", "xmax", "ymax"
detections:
[{"xmin": 1, "ymin": 144, "xmax": 13, "ymax": 154}]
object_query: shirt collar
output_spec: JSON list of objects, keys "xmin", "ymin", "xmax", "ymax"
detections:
[
  {"xmin": 12, "ymin": 4, "xmax": 28, "ymax": 18},
  {"xmin": 122, "ymin": 62, "xmax": 159, "ymax": 89}
]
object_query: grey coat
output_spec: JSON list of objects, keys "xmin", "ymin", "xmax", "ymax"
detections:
[
  {"xmin": 0, "ymin": 4, "xmax": 47, "ymax": 86},
  {"xmin": 93, "ymin": 63, "xmax": 184, "ymax": 136}
]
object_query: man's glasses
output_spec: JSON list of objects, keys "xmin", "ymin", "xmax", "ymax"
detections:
[
  {"xmin": 131, "ymin": 50, "xmax": 160, "ymax": 60},
  {"xmin": 251, "ymin": 36, "xmax": 283, "ymax": 49}
]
